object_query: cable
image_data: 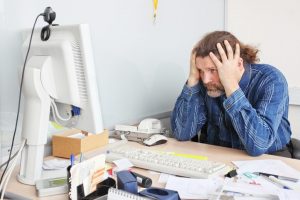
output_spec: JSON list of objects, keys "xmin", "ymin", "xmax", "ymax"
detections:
[
  {"xmin": 40, "ymin": 24, "xmax": 51, "ymax": 41},
  {"xmin": 50, "ymin": 99, "xmax": 72, "ymax": 121},
  {"xmin": 0, "ymin": 140, "xmax": 26, "ymax": 198},
  {"xmin": 0, "ymin": 140, "xmax": 26, "ymax": 200},
  {"xmin": 0, "ymin": 150, "xmax": 18, "ymax": 169},
  {"xmin": 0, "ymin": 13, "xmax": 43, "ymax": 187}
]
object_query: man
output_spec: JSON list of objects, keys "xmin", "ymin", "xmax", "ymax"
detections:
[{"xmin": 171, "ymin": 31, "xmax": 292, "ymax": 156}]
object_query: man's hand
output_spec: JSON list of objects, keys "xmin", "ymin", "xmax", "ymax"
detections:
[
  {"xmin": 187, "ymin": 51, "xmax": 200, "ymax": 87},
  {"xmin": 209, "ymin": 40, "xmax": 244, "ymax": 97}
]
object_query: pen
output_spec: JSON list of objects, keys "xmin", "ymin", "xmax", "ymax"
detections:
[
  {"xmin": 260, "ymin": 175, "xmax": 290, "ymax": 189},
  {"xmin": 70, "ymin": 154, "xmax": 75, "ymax": 166},
  {"xmin": 268, "ymin": 176, "xmax": 292, "ymax": 190},
  {"xmin": 254, "ymin": 172, "xmax": 299, "ymax": 182}
]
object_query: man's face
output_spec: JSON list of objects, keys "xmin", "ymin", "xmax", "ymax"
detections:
[{"xmin": 195, "ymin": 56, "xmax": 225, "ymax": 97}]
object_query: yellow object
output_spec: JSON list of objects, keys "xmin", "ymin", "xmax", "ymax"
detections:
[
  {"xmin": 153, "ymin": 0, "xmax": 158, "ymax": 23},
  {"xmin": 153, "ymin": 0, "xmax": 158, "ymax": 10},
  {"xmin": 51, "ymin": 121, "xmax": 64, "ymax": 129},
  {"xmin": 167, "ymin": 152, "xmax": 208, "ymax": 160}
]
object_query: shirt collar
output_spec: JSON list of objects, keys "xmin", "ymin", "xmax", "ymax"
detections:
[{"xmin": 239, "ymin": 63, "xmax": 251, "ymax": 92}]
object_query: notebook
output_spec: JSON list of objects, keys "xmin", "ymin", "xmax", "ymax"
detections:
[{"xmin": 107, "ymin": 188, "xmax": 150, "ymax": 200}]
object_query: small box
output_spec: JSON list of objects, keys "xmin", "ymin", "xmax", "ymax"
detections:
[
  {"xmin": 52, "ymin": 129, "xmax": 109, "ymax": 158},
  {"xmin": 116, "ymin": 170, "xmax": 138, "ymax": 194}
]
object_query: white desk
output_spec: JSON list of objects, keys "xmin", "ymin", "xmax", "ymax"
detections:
[{"xmin": 4, "ymin": 139, "xmax": 300, "ymax": 199}]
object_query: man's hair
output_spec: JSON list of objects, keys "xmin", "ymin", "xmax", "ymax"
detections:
[{"xmin": 193, "ymin": 31, "xmax": 259, "ymax": 64}]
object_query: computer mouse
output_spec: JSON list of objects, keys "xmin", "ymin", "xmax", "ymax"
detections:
[{"xmin": 143, "ymin": 134, "xmax": 168, "ymax": 146}]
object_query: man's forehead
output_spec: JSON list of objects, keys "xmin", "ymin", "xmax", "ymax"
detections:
[{"xmin": 195, "ymin": 56, "xmax": 217, "ymax": 69}]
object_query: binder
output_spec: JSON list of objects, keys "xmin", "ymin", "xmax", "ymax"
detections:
[{"xmin": 107, "ymin": 188, "xmax": 150, "ymax": 200}]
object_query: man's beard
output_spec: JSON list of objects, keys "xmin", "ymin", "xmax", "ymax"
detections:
[{"xmin": 204, "ymin": 83, "xmax": 225, "ymax": 97}]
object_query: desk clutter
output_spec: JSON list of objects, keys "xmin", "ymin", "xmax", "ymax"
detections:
[
  {"xmin": 67, "ymin": 159, "xmax": 181, "ymax": 200},
  {"xmin": 38, "ymin": 138, "xmax": 300, "ymax": 200}
]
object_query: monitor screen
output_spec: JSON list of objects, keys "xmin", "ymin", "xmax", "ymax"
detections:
[{"xmin": 19, "ymin": 24, "xmax": 103, "ymax": 185}]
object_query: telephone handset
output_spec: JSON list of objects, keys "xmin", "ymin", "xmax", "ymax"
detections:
[{"xmin": 137, "ymin": 118, "xmax": 162, "ymax": 134}]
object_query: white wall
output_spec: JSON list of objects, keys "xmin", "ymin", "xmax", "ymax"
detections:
[
  {"xmin": 226, "ymin": 0, "xmax": 300, "ymax": 87},
  {"xmin": 225, "ymin": 0, "xmax": 300, "ymax": 139},
  {"xmin": 289, "ymin": 106, "xmax": 300, "ymax": 139},
  {"xmin": 0, "ymin": 0, "xmax": 225, "ymax": 136}
]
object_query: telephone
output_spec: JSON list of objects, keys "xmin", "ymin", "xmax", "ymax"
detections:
[
  {"xmin": 137, "ymin": 118, "xmax": 162, "ymax": 134},
  {"xmin": 112, "ymin": 118, "xmax": 166, "ymax": 142}
]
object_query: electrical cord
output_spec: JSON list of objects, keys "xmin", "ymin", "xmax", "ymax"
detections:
[
  {"xmin": 0, "ymin": 150, "xmax": 18, "ymax": 169},
  {"xmin": 0, "ymin": 140, "xmax": 26, "ymax": 200},
  {"xmin": 41, "ymin": 24, "xmax": 51, "ymax": 41},
  {"xmin": 0, "ymin": 140, "xmax": 25, "ymax": 197},
  {"xmin": 0, "ymin": 13, "xmax": 43, "ymax": 188},
  {"xmin": 50, "ymin": 99, "xmax": 72, "ymax": 121}
]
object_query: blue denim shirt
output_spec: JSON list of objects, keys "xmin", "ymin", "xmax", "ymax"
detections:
[{"xmin": 171, "ymin": 63, "xmax": 292, "ymax": 156}]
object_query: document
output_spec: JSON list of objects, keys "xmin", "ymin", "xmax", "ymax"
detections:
[
  {"xmin": 112, "ymin": 158, "xmax": 134, "ymax": 171},
  {"xmin": 165, "ymin": 176, "xmax": 222, "ymax": 199},
  {"xmin": 43, "ymin": 159, "xmax": 69, "ymax": 170},
  {"xmin": 232, "ymin": 159, "xmax": 300, "ymax": 179},
  {"xmin": 216, "ymin": 181, "xmax": 281, "ymax": 200},
  {"xmin": 69, "ymin": 154, "xmax": 106, "ymax": 200}
]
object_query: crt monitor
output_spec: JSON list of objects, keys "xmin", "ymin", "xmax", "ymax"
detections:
[{"xmin": 19, "ymin": 24, "xmax": 104, "ymax": 185}]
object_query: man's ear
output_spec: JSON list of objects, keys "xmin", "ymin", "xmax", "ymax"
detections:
[{"xmin": 238, "ymin": 58, "xmax": 244, "ymax": 68}]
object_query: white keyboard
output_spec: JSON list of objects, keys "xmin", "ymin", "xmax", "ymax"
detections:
[{"xmin": 106, "ymin": 146, "xmax": 230, "ymax": 178}]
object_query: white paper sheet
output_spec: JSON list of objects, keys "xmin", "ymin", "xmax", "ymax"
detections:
[
  {"xmin": 70, "ymin": 154, "xmax": 106, "ymax": 200},
  {"xmin": 158, "ymin": 173, "xmax": 171, "ymax": 184},
  {"xmin": 165, "ymin": 176, "xmax": 222, "ymax": 199},
  {"xmin": 112, "ymin": 158, "xmax": 133, "ymax": 171},
  {"xmin": 43, "ymin": 159, "xmax": 70, "ymax": 170},
  {"xmin": 232, "ymin": 159, "xmax": 300, "ymax": 179}
]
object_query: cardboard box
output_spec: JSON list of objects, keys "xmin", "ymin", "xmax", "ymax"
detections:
[{"xmin": 52, "ymin": 129, "xmax": 109, "ymax": 158}]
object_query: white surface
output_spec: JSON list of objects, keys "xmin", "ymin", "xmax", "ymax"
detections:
[
  {"xmin": 165, "ymin": 176, "xmax": 221, "ymax": 199},
  {"xmin": 232, "ymin": 159, "xmax": 300, "ymax": 179},
  {"xmin": 115, "ymin": 125, "xmax": 138, "ymax": 132},
  {"xmin": 107, "ymin": 188, "xmax": 147, "ymax": 200},
  {"xmin": 112, "ymin": 158, "xmax": 134, "ymax": 171},
  {"xmin": 289, "ymin": 87, "xmax": 300, "ymax": 106},
  {"xmin": 42, "ymin": 159, "xmax": 69, "ymax": 170},
  {"xmin": 138, "ymin": 118, "xmax": 162, "ymax": 133},
  {"xmin": 0, "ymin": 0, "xmax": 225, "ymax": 131},
  {"xmin": 219, "ymin": 181, "xmax": 281, "ymax": 200},
  {"xmin": 289, "ymin": 105, "xmax": 300, "ymax": 140},
  {"xmin": 226, "ymin": 0, "xmax": 300, "ymax": 88},
  {"xmin": 289, "ymin": 87, "xmax": 300, "ymax": 139}
]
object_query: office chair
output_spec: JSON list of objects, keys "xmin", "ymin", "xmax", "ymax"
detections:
[{"xmin": 290, "ymin": 138, "xmax": 300, "ymax": 159}]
